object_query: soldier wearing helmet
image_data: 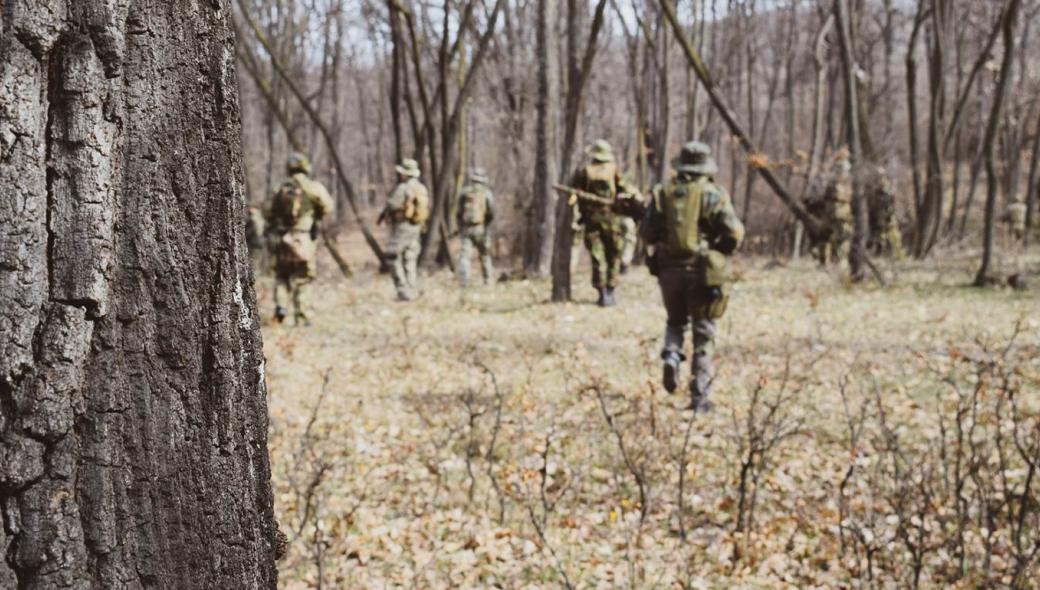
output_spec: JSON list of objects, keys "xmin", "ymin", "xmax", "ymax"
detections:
[
  {"xmin": 642, "ymin": 141, "xmax": 745, "ymax": 412},
  {"xmin": 379, "ymin": 158, "xmax": 430, "ymax": 301},
  {"xmin": 263, "ymin": 152, "xmax": 334, "ymax": 325},
  {"xmin": 568, "ymin": 139, "xmax": 641, "ymax": 306},
  {"xmin": 456, "ymin": 167, "xmax": 496, "ymax": 287}
]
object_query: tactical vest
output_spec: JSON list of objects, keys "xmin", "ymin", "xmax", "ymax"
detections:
[
  {"xmin": 657, "ymin": 177, "xmax": 730, "ymax": 287},
  {"xmin": 270, "ymin": 180, "xmax": 313, "ymax": 232},
  {"xmin": 460, "ymin": 186, "xmax": 488, "ymax": 226},
  {"xmin": 659, "ymin": 177, "xmax": 708, "ymax": 258}
]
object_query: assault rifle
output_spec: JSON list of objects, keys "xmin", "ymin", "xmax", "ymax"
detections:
[
  {"xmin": 552, "ymin": 183, "xmax": 615, "ymax": 207},
  {"xmin": 551, "ymin": 184, "xmax": 646, "ymax": 219}
]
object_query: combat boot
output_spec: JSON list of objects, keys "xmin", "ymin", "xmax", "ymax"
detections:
[
  {"xmin": 274, "ymin": 306, "xmax": 288, "ymax": 323},
  {"xmin": 687, "ymin": 383, "xmax": 713, "ymax": 413},
  {"xmin": 602, "ymin": 288, "xmax": 617, "ymax": 307},
  {"xmin": 661, "ymin": 351, "xmax": 682, "ymax": 393},
  {"xmin": 596, "ymin": 289, "xmax": 607, "ymax": 307}
]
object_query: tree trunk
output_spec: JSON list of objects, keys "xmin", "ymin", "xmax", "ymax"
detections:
[
  {"xmin": 0, "ymin": 1, "xmax": 278, "ymax": 588},
  {"xmin": 527, "ymin": 0, "xmax": 561, "ymax": 276},
  {"xmin": 975, "ymin": 0, "xmax": 1021, "ymax": 285},
  {"xmin": 835, "ymin": 0, "xmax": 868, "ymax": 281}
]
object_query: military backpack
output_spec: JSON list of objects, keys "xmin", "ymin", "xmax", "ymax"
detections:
[
  {"xmin": 460, "ymin": 186, "xmax": 489, "ymax": 226},
  {"xmin": 270, "ymin": 180, "xmax": 314, "ymax": 266},
  {"xmin": 403, "ymin": 181, "xmax": 430, "ymax": 225}
]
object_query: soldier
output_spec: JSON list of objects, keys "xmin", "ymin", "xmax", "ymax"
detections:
[
  {"xmin": 456, "ymin": 167, "xmax": 496, "ymax": 287},
  {"xmin": 642, "ymin": 142, "xmax": 745, "ymax": 412},
  {"xmin": 866, "ymin": 167, "xmax": 904, "ymax": 259},
  {"xmin": 807, "ymin": 154, "xmax": 853, "ymax": 266},
  {"xmin": 264, "ymin": 152, "xmax": 334, "ymax": 325},
  {"xmin": 569, "ymin": 139, "xmax": 640, "ymax": 306},
  {"xmin": 379, "ymin": 158, "xmax": 430, "ymax": 301},
  {"xmin": 1003, "ymin": 194, "xmax": 1028, "ymax": 242}
]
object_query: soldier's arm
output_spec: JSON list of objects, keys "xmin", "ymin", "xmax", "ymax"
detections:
[
  {"xmin": 704, "ymin": 186, "xmax": 745, "ymax": 255},
  {"xmin": 640, "ymin": 186, "xmax": 665, "ymax": 245},
  {"xmin": 311, "ymin": 182, "xmax": 335, "ymax": 220}
]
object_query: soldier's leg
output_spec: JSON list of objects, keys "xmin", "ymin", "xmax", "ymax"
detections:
[
  {"xmin": 603, "ymin": 222, "xmax": 622, "ymax": 289},
  {"xmin": 476, "ymin": 232, "xmax": 494, "ymax": 285},
  {"xmin": 293, "ymin": 276, "xmax": 314, "ymax": 325},
  {"xmin": 657, "ymin": 269, "xmax": 690, "ymax": 393},
  {"xmin": 273, "ymin": 273, "xmax": 290, "ymax": 322},
  {"xmin": 620, "ymin": 218, "xmax": 637, "ymax": 274},
  {"xmin": 458, "ymin": 234, "xmax": 474, "ymax": 286},
  {"xmin": 403, "ymin": 237, "xmax": 421, "ymax": 297},
  {"xmin": 690, "ymin": 315, "xmax": 718, "ymax": 411},
  {"xmin": 390, "ymin": 255, "xmax": 408, "ymax": 299},
  {"xmin": 584, "ymin": 227, "xmax": 608, "ymax": 295}
]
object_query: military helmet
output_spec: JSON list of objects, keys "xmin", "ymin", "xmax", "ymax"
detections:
[
  {"xmin": 586, "ymin": 139, "xmax": 614, "ymax": 163},
  {"xmin": 671, "ymin": 141, "xmax": 718, "ymax": 176},
  {"xmin": 469, "ymin": 167, "xmax": 489, "ymax": 184},
  {"xmin": 287, "ymin": 152, "xmax": 312, "ymax": 175},
  {"xmin": 395, "ymin": 158, "xmax": 421, "ymax": 178}
]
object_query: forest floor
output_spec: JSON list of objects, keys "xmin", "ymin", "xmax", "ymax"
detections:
[{"xmin": 259, "ymin": 246, "xmax": 1039, "ymax": 589}]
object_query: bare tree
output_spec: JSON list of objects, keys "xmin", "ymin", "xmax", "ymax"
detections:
[
  {"xmin": 526, "ymin": 0, "xmax": 561, "ymax": 276},
  {"xmin": 975, "ymin": 0, "xmax": 1022, "ymax": 285}
]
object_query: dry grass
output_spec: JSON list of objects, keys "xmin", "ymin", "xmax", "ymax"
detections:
[{"xmin": 262, "ymin": 248, "xmax": 1039, "ymax": 589}]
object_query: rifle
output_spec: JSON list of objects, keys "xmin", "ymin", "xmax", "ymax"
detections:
[
  {"xmin": 551, "ymin": 183, "xmax": 615, "ymax": 207},
  {"xmin": 552, "ymin": 184, "xmax": 646, "ymax": 219},
  {"xmin": 320, "ymin": 226, "xmax": 354, "ymax": 278}
]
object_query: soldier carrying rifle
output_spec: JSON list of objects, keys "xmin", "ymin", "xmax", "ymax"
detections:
[{"xmin": 556, "ymin": 140, "xmax": 643, "ymax": 307}]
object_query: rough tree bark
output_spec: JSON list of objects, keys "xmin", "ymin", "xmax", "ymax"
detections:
[{"xmin": 0, "ymin": 1, "xmax": 278, "ymax": 588}]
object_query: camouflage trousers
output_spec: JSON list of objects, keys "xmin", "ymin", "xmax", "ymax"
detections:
[
  {"xmin": 657, "ymin": 267, "xmax": 720, "ymax": 401},
  {"xmin": 388, "ymin": 222, "xmax": 422, "ymax": 300},
  {"xmin": 870, "ymin": 221, "xmax": 905, "ymax": 260},
  {"xmin": 583, "ymin": 217, "xmax": 623, "ymax": 290},
  {"xmin": 815, "ymin": 222, "xmax": 851, "ymax": 266},
  {"xmin": 272, "ymin": 232, "xmax": 318, "ymax": 323},
  {"xmin": 458, "ymin": 225, "xmax": 493, "ymax": 286},
  {"xmin": 619, "ymin": 217, "xmax": 638, "ymax": 269}
]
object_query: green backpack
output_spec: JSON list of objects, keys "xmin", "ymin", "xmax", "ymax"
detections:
[{"xmin": 658, "ymin": 177, "xmax": 729, "ymax": 287}]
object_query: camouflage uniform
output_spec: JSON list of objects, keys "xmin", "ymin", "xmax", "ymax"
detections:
[
  {"xmin": 570, "ymin": 140, "xmax": 639, "ymax": 306},
  {"xmin": 264, "ymin": 153, "xmax": 334, "ymax": 324},
  {"xmin": 382, "ymin": 159, "xmax": 429, "ymax": 301},
  {"xmin": 642, "ymin": 142, "xmax": 745, "ymax": 412},
  {"xmin": 456, "ymin": 168, "xmax": 495, "ymax": 286},
  {"xmin": 866, "ymin": 169, "xmax": 904, "ymax": 258},
  {"xmin": 1003, "ymin": 196, "xmax": 1028, "ymax": 242},
  {"xmin": 807, "ymin": 157, "xmax": 852, "ymax": 266}
]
